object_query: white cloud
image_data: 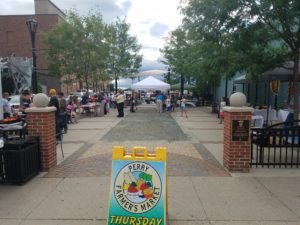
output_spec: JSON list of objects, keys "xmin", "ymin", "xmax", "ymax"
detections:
[
  {"xmin": 126, "ymin": 0, "xmax": 182, "ymax": 62},
  {"xmin": 0, "ymin": 0, "xmax": 33, "ymax": 14}
]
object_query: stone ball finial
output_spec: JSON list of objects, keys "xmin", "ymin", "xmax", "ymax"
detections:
[
  {"xmin": 230, "ymin": 92, "xmax": 247, "ymax": 107},
  {"xmin": 33, "ymin": 93, "xmax": 49, "ymax": 107}
]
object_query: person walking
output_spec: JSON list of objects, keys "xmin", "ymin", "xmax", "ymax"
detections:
[
  {"xmin": 156, "ymin": 92, "xmax": 164, "ymax": 113},
  {"xmin": 115, "ymin": 90, "xmax": 125, "ymax": 117},
  {"xmin": 180, "ymin": 96, "xmax": 188, "ymax": 118}
]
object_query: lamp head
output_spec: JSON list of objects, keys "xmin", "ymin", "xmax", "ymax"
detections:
[{"xmin": 26, "ymin": 18, "xmax": 38, "ymax": 33}]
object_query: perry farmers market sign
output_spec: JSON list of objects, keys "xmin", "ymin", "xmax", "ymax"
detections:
[{"xmin": 107, "ymin": 146, "xmax": 167, "ymax": 225}]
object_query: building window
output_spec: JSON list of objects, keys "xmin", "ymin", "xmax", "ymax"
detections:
[{"xmin": 6, "ymin": 31, "xmax": 15, "ymax": 45}]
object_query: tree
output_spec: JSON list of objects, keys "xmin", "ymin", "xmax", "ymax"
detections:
[
  {"xmin": 160, "ymin": 27, "xmax": 195, "ymax": 95},
  {"xmin": 248, "ymin": 0, "xmax": 300, "ymax": 119},
  {"xmin": 42, "ymin": 10, "xmax": 109, "ymax": 93},
  {"xmin": 106, "ymin": 18, "xmax": 143, "ymax": 92},
  {"xmin": 180, "ymin": 0, "xmax": 300, "ymax": 118}
]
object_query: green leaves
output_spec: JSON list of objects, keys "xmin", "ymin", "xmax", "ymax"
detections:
[
  {"xmin": 161, "ymin": 0, "xmax": 300, "ymax": 100},
  {"xmin": 106, "ymin": 18, "xmax": 143, "ymax": 91},
  {"xmin": 42, "ymin": 11, "xmax": 142, "ymax": 92}
]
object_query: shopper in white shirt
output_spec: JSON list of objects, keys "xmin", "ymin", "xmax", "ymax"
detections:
[{"xmin": 115, "ymin": 90, "xmax": 125, "ymax": 117}]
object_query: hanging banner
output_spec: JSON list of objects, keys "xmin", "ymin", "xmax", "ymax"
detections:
[
  {"xmin": 270, "ymin": 80, "xmax": 280, "ymax": 94},
  {"xmin": 107, "ymin": 146, "xmax": 167, "ymax": 225}
]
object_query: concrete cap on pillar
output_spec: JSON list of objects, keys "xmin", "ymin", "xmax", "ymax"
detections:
[
  {"xmin": 32, "ymin": 93, "xmax": 50, "ymax": 107},
  {"xmin": 229, "ymin": 92, "xmax": 247, "ymax": 107}
]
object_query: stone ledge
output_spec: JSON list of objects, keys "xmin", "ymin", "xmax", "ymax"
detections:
[
  {"xmin": 25, "ymin": 106, "xmax": 56, "ymax": 113},
  {"xmin": 224, "ymin": 106, "xmax": 254, "ymax": 113}
]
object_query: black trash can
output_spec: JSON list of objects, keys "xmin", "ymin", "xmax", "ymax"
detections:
[
  {"xmin": 212, "ymin": 102, "xmax": 219, "ymax": 113},
  {"xmin": 3, "ymin": 136, "xmax": 39, "ymax": 185}
]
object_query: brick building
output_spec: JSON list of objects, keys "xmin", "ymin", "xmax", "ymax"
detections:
[{"xmin": 0, "ymin": 0, "xmax": 65, "ymax": 93}]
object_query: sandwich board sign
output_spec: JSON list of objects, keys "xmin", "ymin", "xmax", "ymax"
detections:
[{"xmin": 107, "ymin": 146, "xmax": 167, "ymax": 225}]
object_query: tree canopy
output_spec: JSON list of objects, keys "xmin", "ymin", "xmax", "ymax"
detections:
[
  {"xmin": 42, "ymin": 10, "xmax": 142, "ymax": 93},
  {"xmin": 106, "ymin": 18, "xmax": 143, "ymax": 92},
  {"xmin": 161, "ymin": 0, "xmax": 300, "ymax": 117}
]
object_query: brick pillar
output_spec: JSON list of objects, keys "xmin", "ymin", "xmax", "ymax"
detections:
[
  {"xmin": 223, "ymin": 107, "xmax": 253, "ymax": 172},
  {"xmin": 25, "ymin": 107, "xmax": 57, "ymax": 171}
]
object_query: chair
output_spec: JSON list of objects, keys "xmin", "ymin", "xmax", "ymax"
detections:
[
  {"xmin": 252, "ymin": 115, "xmax": 264, "ymax": 128},
  {"xmin": 287, "ymin": 136, "xmax": 299, "ymax": 145},
  {"xmin": 279, "ymin": 113, "xmax": 300, "ymax": 146}
]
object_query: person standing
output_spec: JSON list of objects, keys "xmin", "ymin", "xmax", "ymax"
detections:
[
  {"xmin": 170, "ymin": 94, "xmax": 176, "ymax": 112},
  {"xmin": 156, "ymin": 92, "xmax": 164, "ymax": 113},
  {"xmin": 180, "ymin": 96, "xmax": 188, "ymax": 118},
  {"xmin": 2, "ymin": 92, "xmax": 12, "ymax": 118},
  {"xmin": 48, "ymin": 89, "xmax": 60, "ymax": 135},
  {"xmin": 115, "ymin": 90, "xmax": 125, "ymax": 117},
  {"xmin": 19, "ymin": 89, "xmax": 32, "ymax": 115},
  {"xmin": 130, "ymin": 91, "xmax": 136, "ymax": 113},
  {"xmin": 81, "ymin": 93, "xmax": 89, "ymax": 114},
  {"xmin": 219, "ymin": 96, "xmax": 226, "ymax": 124},
  {"xmin": 165, "ymin": 96, "xmax": 172, "ymax": 113},
  {"xmin": 58, "ymin": 92, "xmax": 68, "ymax": 133}
]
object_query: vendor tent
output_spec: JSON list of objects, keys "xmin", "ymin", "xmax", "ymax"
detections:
[{"xmin": 131, "ymin": 76, "xmax": 170, "ymax": 91}]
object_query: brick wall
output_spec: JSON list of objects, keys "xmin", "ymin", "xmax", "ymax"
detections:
[
  {"xmin": 0, "ymin": 15, "xmax": 62, "ymax": 69},
  {"xmin": 0, "ymin": 14, "xmax": 63, "ymax": 92}
]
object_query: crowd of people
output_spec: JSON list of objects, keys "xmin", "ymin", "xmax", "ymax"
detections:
[
  {"xmin": 47, "ymin": 89, "xmax": 115, "ymax": 136},
  {"xmin": 1, "ymin": 89, "xmax": 115, "ymax": 141},
  {"xmin": 155, "ymin": 92, "xmax": 188, "ymax": 118},
  {"xmin": 2, "ymin": 89, "xmax": 191, "ymax": 136}
]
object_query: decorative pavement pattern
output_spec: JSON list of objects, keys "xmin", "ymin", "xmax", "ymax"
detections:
[{"xmin": 46, "ymin": 107, "xmax": 229, "ymax": 178}]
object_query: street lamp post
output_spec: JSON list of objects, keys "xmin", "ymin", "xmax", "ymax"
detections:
[{"xmin": 26, "ymin": 18, "xmax": 38, "ymax": 94}]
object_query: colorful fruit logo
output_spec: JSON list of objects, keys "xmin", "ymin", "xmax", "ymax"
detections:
[{"xmin": 114, "ymin": 162, "xmax": 162, "ymax": 214}]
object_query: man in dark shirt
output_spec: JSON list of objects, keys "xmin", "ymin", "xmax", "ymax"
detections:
[
  {"xmin": 58, "ymin": 92, "xmax": 68, "ymax": 133},
  {"xmin": 48, "ymin": 89, "xmax": 60, "ymax": 136},
  {"xmin": 19, "ymin": 89, "xmax": 32, "ymax": 116}
]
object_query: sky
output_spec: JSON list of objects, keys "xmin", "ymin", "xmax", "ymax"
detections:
[{"xmin": 0, "ymin": 0, "xmax": 184, "ymax": 71}]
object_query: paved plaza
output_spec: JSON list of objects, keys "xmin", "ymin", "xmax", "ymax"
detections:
[{"xmin": 0, "ymin": 104, "xmax": 300, "ymax": 225}]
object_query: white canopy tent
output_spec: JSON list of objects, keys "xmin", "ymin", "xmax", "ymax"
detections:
[{"xmin": 131, "ymin": 76, "xmax": 170, "ymax": 91}]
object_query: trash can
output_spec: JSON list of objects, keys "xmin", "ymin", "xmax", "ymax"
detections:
[
  {"xmin": 3, "ymin": 136, "xmax": 39, "ymax": 185},
  {"xmin": 212, "ymin": 102, "xmax": 219, "ymax": 114}
]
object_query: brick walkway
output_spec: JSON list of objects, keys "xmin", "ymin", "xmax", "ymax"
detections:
[{"xmin": 46, "ymin": 106, "xmax": 229, "ymax": 178}]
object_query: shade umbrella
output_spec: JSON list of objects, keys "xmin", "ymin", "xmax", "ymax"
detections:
[{"xmin": 260, "ymin": 61, "xmax": 300, "ymax": 124}]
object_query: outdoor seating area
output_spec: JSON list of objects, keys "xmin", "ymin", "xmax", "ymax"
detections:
[
  {"xmin": 252, "ymin": 108, "xmax": 298, "ymax": 125},
  {"xmin": 251, "ymin": 120, "xmax": 300, "ymax": 168}
]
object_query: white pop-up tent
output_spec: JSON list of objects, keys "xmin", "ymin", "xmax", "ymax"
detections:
[{"xmin": 131, "ymin": 76, "xmax": 170, "ymax": 91}]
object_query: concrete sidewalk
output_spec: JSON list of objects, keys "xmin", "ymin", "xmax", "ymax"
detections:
[{"xmin": 0, "ymin": 105, "xmax": 299, "ymax": 225}]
